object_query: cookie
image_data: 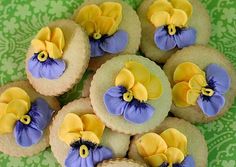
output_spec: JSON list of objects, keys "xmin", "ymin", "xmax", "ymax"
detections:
[
  {"xmin": 128, "ymin": 117, "xmax": 208, "ymax": 167},
  {"xmin": 0, "ymin": 81, "xmax": 60, "ymax": 157},
  {"xmin": 72, "ymin": 0, "xmax": 141, "ymax": 70},
  {"xmin": 49, "ymin": 98, "xmax": 130, "ymax": 167},
  {"xmin": 98, "ymin": 158, "xmax": 147, "ymax": 167},
  {"xmin": 90, "ymin": 55, "xmax": 172, "ymax": 135},
  {"xmin": 163, "ymin": 45, "xmax": 236, "ymax": 123},
  {"xmin": 138, "ymin": 0, "xmax": 211, "ymax": 63},
  {"xmin": 26, "ymin": 19, "xmax": 90, "ymax": 96}
]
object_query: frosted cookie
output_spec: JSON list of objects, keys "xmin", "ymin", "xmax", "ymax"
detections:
[
  {"xmin": 26, "ymin": 19, "xmax": 90, "ymax": 96},
  {"xmin": 0, "ymin": 81, "xmax": 60, "ymax": 157},
  {"xmin": 50, "ymin": 98, "xmax": 130, "ymax": 167},
  {"xmin": 90, "ymin": 55, "xmax": 172, "ymax": 135},
  {"xmin": 72, "ymin": 0, "xmax": 141, "ymax": 70},
  {"xmin": 129, "ymin": 117, "xmax": 208, "ymax": 167},
  {"xmin": 163, "ymin": 45, "xmax": 236, "ymax": 123},
  {"xmin": 98, "ymin": 158, "xmax": 147, "ymax": 167},
  {"xmin": 138, "ymin": 0, "xmax": 211, "ymax": 63}
]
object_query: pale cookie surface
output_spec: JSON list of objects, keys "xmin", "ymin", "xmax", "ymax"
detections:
[
  {"xmin": 163, "ymin": 45, "xmax": 236, "ymax": 123},
  {"xmin": 73, "ymin": 0, "xmax": 141, "ymax": 71},
  {"xmin": 49, "ymin": 98, "xmax": 130, "ymax": 167},
  {"xmin": 0, "ymin": 81, "xmax": 60, "ymax": 157},
  {"xmin": 90, "ymin": 55, "xmax": 172, "ymax": 135},
  {"xmin": 98, "ymin": 158, "xmax": 147, "ymax": 167},
  {"xmin": 26, "ymin": 19, "xmax": 90, "ymax": 96},
  {"xmin": 138, "ymin": 0, "xmax": 211, "ymax": 63},
  {"xmin": 128, "ymin": 117, "xmax": 208, "ymax": 167}
]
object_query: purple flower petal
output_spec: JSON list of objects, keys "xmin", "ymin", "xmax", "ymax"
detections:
[
  {"xmin": 197, "ymin": 93, "xmax": 225, "ymax": 117},
  {"xmin": 180, "ymin": 156, "xmax": 195, "ymax": 167},
  {"xmin": 65, "ymin": 148, "xmax": 82, "ymax": 167},
  {"xmin": 90, "ymin": 38, "xmax": 105, "ymax": 57},
  {"xmin": 92, "ymin": 146, "xmax": 113, "ymax": 165},
  {"xmin": 205, "ymin": 64, "xmax": 231, "ymax": 94},
  {"xmin": 174, "ymin": 28, "xmax": 196, "ymax": 48},
  {"xmin": 28, "ymin": 54, "xmax": 42, "ymax": 78},
  {"xmin": 100, "ymin": 30, "xmax": 128, "ymax": 54},
  {"xmin": 123, "ymin": 99, "xmax": 155, "ymax": 124},
  {"xmin": 14, "ymin": 122, "xmax": 43, "ymax": 147},
  {"xmin": 104, "ymin": 86, "xmax": 128, "ymax": 115},
  {"xmin": 154, "ymin": 26, "xmax": 176, "ymax": 51}
]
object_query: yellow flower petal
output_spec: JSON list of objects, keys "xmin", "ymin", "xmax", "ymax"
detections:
[
  {"xmin": 172, "ymin": 82, "xmax": 190, "ymax": 107},
  {"xmin": 81, "ymin": 114, "xmax": 105, "ymax": 140},
  {"xmin": 5, "ymin": 99, "xmax": 29, "ymax": 119},
  {"xmin": 80, "ymin": 131, "xmax": 100, "ymax": 144},
  {"xmin": 35, "ymin": 27, "xmax": 51, "ymax": 41},
  {"xmin": 132, "ymin": 82, "xmax": 148, "ymax": 102},
  {"xmin": 61, "ymin": 132, "xmax": 82, "ymax": 145},
  {"xmin": 0, "ymin": 87, "xmax": 31, "ymax": 109},
  {"xmin": 144, "ymin": 153, "xmax": 167, "ymax": 167},
  {"xmin": 45, "ymin": 41, "xmax": 62, "ymax": 59},
  {"xmin": 95, "ymin": 16, "xmax": 115, "ymax": 35},
  {"xmin": 0, "ymin": 103, "xmax": 7, "ymax": 119},
  {"xmin": 165, "ymin": 147, "xmax": 185, "ymax": 165},
  {"xmin": 170, "ymin": 9, "xmax": 188, "ymax": 27},
  {"xmin": 51, "ymin": 28, "xmax": 65, "ymax": 52},
  {"xmin": 115, "ymin": 68, "xmax": 135, "ymax": 89},
  {"xmin": 125, "ymin": 61, "xmax": 150, "ymax": 84},
  {"xmin": 31, "ymin": 39, "xmax": 46, "ymax": 53},
  {"xmin": 160, "ymin": 128, "xmax": 187, "ymax": 155},
  {"xmin": 144, "ymin": 74, "xmax": 163, "ymax": 100},
  {"xmin": 186, "ymin": 89, "xmax": 200, "ymax": 105},
  {"xmin": 100, "ymin": 2, "xmax": 122, "ymax": 35},
  {"xmin": 0, "ymin": 113, "xmax": 17, "ymax": 134},
  {"xmin": 83, "ymin": 21, "xmax": 96, "ymax": 36},
  {"xmin": 147, "ymin": 0, "xmax": 173, "ymax": 20},
  {"xmin": 150, "ymin": 11, "xmax": 171, "ymax": 28},
  {"xmin": 171, "ymin": 0, "xmax": 193, "ymax": 17},
  {"xmin": 135, "ymin": 133, "xmax": 167, "ymax": 157},
  {"xmin": 189, "ymin": 74, "xmax": 207, "ymax": 90},
  {"xmin": 173, "ymin": 62, "xmax": 205, "ymax": 83}
]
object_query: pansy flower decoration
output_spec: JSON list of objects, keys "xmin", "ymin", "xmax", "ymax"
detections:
[
  {"xmin": 75, "ymin": 2, "xmax": 128, "ymax": 57},
  {"xmin": 104, "ymin": 61, "xmax": 163, "ymax": 124},
  {"xmin": 147, "ymin": 0, "xmax": 196, "ymax": 51},
  {"xmin": 0, "ymin": 87, "xmax": 53, "ymax": 147},
  {"xmin": 58, "ymin": 113, "xmax": 113, "ymax": 167},
  {"xmin": 136, "ymin": 128, "xmax": 195, "ymax": 167},
  {"xmin": 172, "ymin": 62, "xmax": 231, "ymax": 116},
  {"xmin": 28, "ymin": 27, "xmax": 66, "ymax": 80}
]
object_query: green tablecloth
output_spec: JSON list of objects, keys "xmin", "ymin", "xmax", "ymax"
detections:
[{"xmin": 0, "ymin": 0, "xmax": 235, "ymax": 166}]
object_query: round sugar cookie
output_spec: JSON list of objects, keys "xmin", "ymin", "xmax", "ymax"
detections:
[
  {"xmin": 0, "ymin": 81, "xmax": 60, "ymax": 157},
  {"xmin": 128, "ymin": 117, "xmax": 208, "ymax": 167},
  {"xmin": 90, "ymin": 55, "xmax": 172, "ymax": 135},
  {"xmin": 98, "ymin": 158, "xmax": 147, "ymax": 167},
  {"xmin": 49, "ymin": 98, "xmax": 130, "ymax": 166},
  {"xmin": 163, "ymin": 45, "xmax": 236, "ymax": 123},
  {"xmin": 137, "ymin": 0, "xmax": 211, "ymax": 63},
  {"xmin": 26, "ymin": 19, "xmax": 90, "ymax": 96},
  {"xmin": 72, "ymin": 0, "xmax": 141, "ymax": 70}
]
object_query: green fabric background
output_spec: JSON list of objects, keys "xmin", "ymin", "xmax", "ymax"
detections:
[{"xmin": 0, "ymin": 0, "xmax": 235, "ymax": 166}]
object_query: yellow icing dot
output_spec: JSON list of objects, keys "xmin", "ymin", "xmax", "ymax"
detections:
[
  {"xmin": 123, "ymin": 91, "xmax": 133, "ymax": 102},
  {"xmin": 79, "ymin": 145, "xmax": 90, "ymax": 158},
  {"xmin": 201, "ymin": 88, "xmax": 214, "ymax": 97},
  {"xmin": 37, "ymin": 51, "xmax": 48, "ymax": 62},
  {"xmin": 93, "ymin": 32, "xmax": 102, "ymax": 40},
  {"xmin": 168, "ymin": 24, "xmax": 176, "ymax": 35},
  {"xmin": 20, "ymin": 115, "xmax": 31, "ymax": 125}
]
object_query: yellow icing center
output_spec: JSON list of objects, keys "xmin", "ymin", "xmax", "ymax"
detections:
[
  {"xmin": 20, "ymin": 115, "xmax": 31, "ymax": 125},
  {"xmin": 74, "ymin": 2, "xmax": 122, "ymax": 38},
  {"xmin": 201, "ymin": 88, "xmax": 214, "ymax": 97},
  {"xmin": 168, "ymin": 24, "xmax": 176, "ymax": 35},
  {"xmin": 79, "ymin": 145, "xmax": 90, "ymax": 158},
  {"xmin": 136, "ymin": 128, "xmax": 187, "ymax": 166},
  {"xmin": 115, "ymin": 61, "xmax": 163, "ymax": 102},
  {"xmin": 37, "ymin": 51, "xmax": 48, "ymax": 62}
]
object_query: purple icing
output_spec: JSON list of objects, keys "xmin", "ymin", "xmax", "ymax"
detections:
[
  {"xmin": 14, "ymin": 98, "xmax": 53, "ymax": 147},
  {"xmin": 197, "ymin": 64, "xmax": 230, "ymax": 117},
  {"xmin": 104, "ymin": 86, "xmax": 155, "ymax": 124},
  {"xmin": 90, "ymin": 30, "xmax": 128, "ymax": 57},
  {"xmin": 154, "ymin": 26, "xmax": 196, "ymax": 51},
  {"xmin": 161, "ymin": 155, "xmax": 195, "ymax": 167},
  {"xmin": 65, "ymin": 140, "xmax": 113, "ymax": 167},
  {"xmin": 28, "ymin": 53, "xmax": 66, "ymax": 80}
]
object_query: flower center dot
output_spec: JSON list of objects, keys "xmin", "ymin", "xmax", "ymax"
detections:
[
  {"xmin": 20, "ymin": 115, "xmax": 31, "ymax": 125},
  {"xmin": 201, "ymin": 88, "xmax": 214, "ymax": 97},
  {"xmin": 37, "ymin": 51, "xmax": 48, "ymax": 62},
  {"xmin": 123, "ymin": 91, "xmax": 133, "ymax": 102},
  {"xmin": 79, "ymin": 145, "xmax": 89, "ymax": 158},
  {"xmin": 93, "ymin": 32, "xmax": 102, "ymax": 40},
  {"xmin": 168, "ymin": 24, "xmax": 176, "ymax": 35}
]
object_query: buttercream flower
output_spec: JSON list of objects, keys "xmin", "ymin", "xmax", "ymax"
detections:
[
  {"xmin": 0, "ymin": 87, "xmax": 53, "ymax": 147},
  {"xmin": 75, "ymin": 2, "xmax": 128, "ymax": 57},
  {"xmin": 104, "ymin": 61, "xmax": 162, "ymax": 124},
  {"xmin": 135, "ymin": 128, "xmax": 195, "ymax": 167},
  {"xmin": 28, "ymin": 27, "xmax": 66, "ymax": 79},
  {"xmin": 58, "ymin": 113, "xmax": 113, "ymax": 167},
  {"xmin": 172, "ymin": 63, "xmax": 230, "ymax": 116},
  {"xmin": 147, "ymin": 0, "xmax": 196, "ymax": 51}
]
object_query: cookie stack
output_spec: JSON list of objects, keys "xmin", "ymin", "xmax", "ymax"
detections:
[{"xmin": 0, "ymin": 0, "xmax": 235, "ymax": 167}]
